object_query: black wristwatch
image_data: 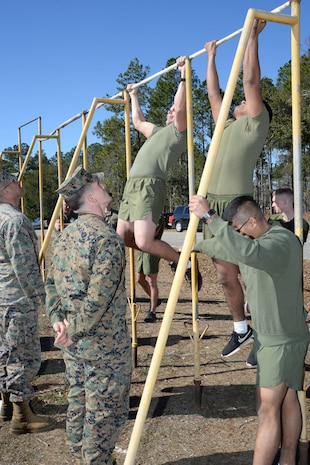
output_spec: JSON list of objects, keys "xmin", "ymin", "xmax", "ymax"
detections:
[{"xmin": 202, "ymin": 209, "xmax": 216, "ymax": 223}]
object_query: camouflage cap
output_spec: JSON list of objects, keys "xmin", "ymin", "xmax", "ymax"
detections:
[
  {"xmin": 56, "ymin": 165, "xmax": 105, "ymax": 200},
  {"xmin": 0, "ymin": 169, "xmax": 17, "ymax": 185}
]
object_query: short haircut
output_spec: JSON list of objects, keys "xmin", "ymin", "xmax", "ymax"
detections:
[
  {"xmin": 222, "ymin": 195, "xmax": 259, "ymax": 223},
  {"xmin": 64, "ymin": 183, "xmax": 91, "ymax": 211},
  {"xmin": 273, "ymin": 187, "xmax": 293, "ymax": 197}
]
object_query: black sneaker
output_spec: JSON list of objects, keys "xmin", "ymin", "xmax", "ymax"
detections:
[
  {"xmin": 185, "ymin": 264, "xmax": 203, "ymax": 291},
  {"xmin": 246, "ymin": 348, "xmax": 257, "ymax": 368},
  {"xmin": 144, "ymin": 310, "xmax": 157, "ymax": 323},
  {"xmin": 169, "ymin": 253, "xmax": 203, "ymax": 291},
  {"xmin": 221, "ymin": 325, "xmax": 254, "ymax": 357}
]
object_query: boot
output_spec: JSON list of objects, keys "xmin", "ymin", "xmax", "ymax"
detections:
[
  {"xmin": 10, "ymin": 400, "xmax": 56, "ymax": 434},
  {"xmin": 0, "ymin": 393, "xmax": 13, "ymax": 422}
]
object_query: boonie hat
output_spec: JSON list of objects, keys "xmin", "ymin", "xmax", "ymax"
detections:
[{"xmin": 56, "ymin": 165, "xmax": 105, "ymax": 201}]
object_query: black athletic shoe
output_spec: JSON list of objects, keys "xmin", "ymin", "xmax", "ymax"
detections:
[
  {"xmin": 185, "ymin": 264, "xmax": 203, "ymax": 291},
  {"xmin": 246, "ymin": 348, "xmax": 257, "ymax": 368},
  {"xmin": 144, "ymin": 310, "xmax": 157, "ymax": 323},
  {"xmin": 221, "ymin": 325, "xmax": 254, "ymax": 357},
  {"xmin": 169, "ymin": 253, "xmax": 203, "ymax": 291}
]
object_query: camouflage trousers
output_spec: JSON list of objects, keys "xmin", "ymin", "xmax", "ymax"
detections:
[
  {"xmin": 63, "ymin": 351, "xmax": 131, "ymax": 465},
  {"xmin": 0, "ymin": 306, "xmax": 41, "ymax": 402}
]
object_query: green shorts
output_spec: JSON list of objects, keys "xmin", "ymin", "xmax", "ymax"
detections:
[
  {"xmin": 203, "ymin": 192, "xmax": 252, "ymax": 239},
  {"xmin": 255, "ymin": 339, "xmax": 308, "ymax": 390},
  {"xmin": 136, "ymin": 250, "xmax": 160, "ymax": 275},
  {"xmin": 118, "ymin": 177, "xmax": 166, "ymax": 225}
]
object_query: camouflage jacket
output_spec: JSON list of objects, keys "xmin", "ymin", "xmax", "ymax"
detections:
[
  {"xmin": 0, "ymin": 202, "xmax": 45, "ymax": 309},
  {"xmin": 45, "ymin": 214, "xmax": 130, "ymax": 361}
]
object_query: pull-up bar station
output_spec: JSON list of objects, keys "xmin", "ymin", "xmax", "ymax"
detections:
[{"xmin": 0, "ymin": 0, "xmax": 305, "ymax": 462}]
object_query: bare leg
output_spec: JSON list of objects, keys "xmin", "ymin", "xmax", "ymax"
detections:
[
  {"xmin": 117, "ymin": 218, "xmax": 137, "ymax": 249},
  {"xmin": 253, "ymin": 384, "xmax": 288, "ymax": 465},
  {"xmin": 136, "ymin": 272, "xmax": 159, "ymax": 313},
  {"xmin": 117, "ymin": 216, "xmax": 180, "ymax": 263},
  {"xmin": 213, "ymin": 258, "xmax": 245, "ymax": 321},
  {"xmin": 145, "ymin": 273, "xmax": 159, "ymax": 312},
  {"xmin": 279, "ymin": 388, "xmax": 302, "ymax": 465},
  {"xmin": 136, "ymin": 272, "xmax": 151, "ymax": 298},
  {"xmin": 134, "ymin": 214, "xmax": 180, "ymax": 264}
]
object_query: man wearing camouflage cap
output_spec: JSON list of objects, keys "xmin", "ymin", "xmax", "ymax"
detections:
[
  {"xmin": 46, "ymin": 165, "xmax": 131, "ymax": 465},
  {"xmin": 0, "ymin": 169, "xmax": 55, "ymax": 433}
]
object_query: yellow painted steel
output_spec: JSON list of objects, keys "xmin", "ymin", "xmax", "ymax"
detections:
[
  {"xmin": 291, "ymin": 0, "xmax": 303, "ymax": 244},
  {"xmin": 123, "ymin": 89, "xmax": 139, "ymax": 368},
  {"xmin": 289, "ymin": 1, "xmax": 308, "ymax": 460},
  {"xmin": 39, "ymin": 97, "xmax": 126, "ymax": 262},
  {"xmin": 184, "ymin": 58, "xmax": 204, "ymax": 393}
]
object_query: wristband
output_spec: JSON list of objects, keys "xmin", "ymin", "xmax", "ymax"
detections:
[
  {"xmin": 180, "ymin": 78, "xmax": 186, "ymax": 82},
  {"xmin": 202, "ymin": 209, "xmax": 216, "ymax": 223}
]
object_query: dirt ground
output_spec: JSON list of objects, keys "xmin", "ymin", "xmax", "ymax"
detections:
[{"xmin": 0, "ymin": 242, "xmax": 310, "ymax": 465}]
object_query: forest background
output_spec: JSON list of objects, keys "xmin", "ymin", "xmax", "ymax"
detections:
[{"xmin": 1, "ymin": 44, "xmax": 310, "ymax": 221}]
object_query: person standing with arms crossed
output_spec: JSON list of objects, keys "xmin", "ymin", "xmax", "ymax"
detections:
[
  {"xmin": 0, "ymin": 169, "xmax": 55, "ymax": 434},
  {"xmin": 46, "ymin": 165, "xmax": 131, "ymax": 465},
  {"xmin": 203, "ymin": 19, "xmax": 272, "ymax": 358}
]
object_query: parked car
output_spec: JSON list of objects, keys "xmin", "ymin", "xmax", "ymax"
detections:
[
  {"xmin": 170, "ymin": 205, "xmax": 203, "ymax": 232},
  {"xmin": 32, "ymin": 217, "xmax": 49, "ymax": 229},
  {"xmin": 162, "ymin": 212, "xmax": 173, "ymax": 228}
]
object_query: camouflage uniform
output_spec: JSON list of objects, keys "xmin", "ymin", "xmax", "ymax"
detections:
[
  {"xmin": 46, "ymin": 214, "xmax": 131, "ymax": 465},
  {"xmin": 103, "ymin": 209, "xmax": 118, "ymax": 231},
  {"xmin": 0, "ymin": 203, "xmax": 45, "ymax": 402}
]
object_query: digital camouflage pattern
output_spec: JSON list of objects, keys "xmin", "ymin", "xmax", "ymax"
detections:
[
  {"xmin": 45, "ymin": 214, "xmax": 131, "ymax": 465},
  {"xmin": 0, "ymin": 203, "xmax": 45, "ymax": 402},
  {"xmin": 0, "ymin": 169, "xmax": 17, "ymax": 183},
  {"xmin": 103, "ymin": 209, "xmax": 118, "ymax": 231}
]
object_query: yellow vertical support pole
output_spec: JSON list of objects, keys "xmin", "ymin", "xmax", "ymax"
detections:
[
  {"xmin": 291, "ymin": 0, "xmax": 302, "ymax": 243},
  {"xmin": 17, "ymin": 127, "xmax": 24, "ymax": 213},
  {"xmin": 38, "ymin": 118, "xmax": 45, "ymax": 279},
  {"xmin": 124, "ymin": 12, "xmax": 256, "ymax": 465},
  {"xmin": 124, "ymin": 90, "xmax": 138, "ymax": 368},
  {"xmin": 291, "ymin": 1, "xmax": 308, "ymax": 462},
  {"xmin": 82, "ymin": 112, "xmax": 88, "ymax": 168},
  {"xmin": 185, "ymin": 58, "xmax": 202, "ymax": 406},
  {"xmin": 56, "ymin": 130, "xmax": 65, "ymax": 231}
]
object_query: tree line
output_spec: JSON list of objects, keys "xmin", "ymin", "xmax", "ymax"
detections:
[{"xmin": 2, "ymin": 43, "xmax": 310, "ymax": 221}]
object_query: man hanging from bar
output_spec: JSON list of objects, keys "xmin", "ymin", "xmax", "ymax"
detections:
[
  {"xmin": 117, "ymin": 56, "xmax": 202, "ymax": 291},
  {"xmin": 202, "ymin": 19, "xmax": 272, "ymax": 361}
]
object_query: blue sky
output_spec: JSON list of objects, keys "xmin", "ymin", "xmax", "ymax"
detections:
[{"xmin": 1, "ymin": 0, "xmax": 309, "ymax": 157}]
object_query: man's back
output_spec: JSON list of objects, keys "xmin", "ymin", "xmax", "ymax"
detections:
[{"xmin": 208, "ymin": 108, "xmax": 270, "ymax": 196}]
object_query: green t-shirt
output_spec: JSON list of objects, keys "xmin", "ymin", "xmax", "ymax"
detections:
[
  {"xmin": 208, "ymin": 106, "xmax": 270, "ymax": 196},
  {"xmin": 129, "ymin": 124, "xmax": 187, "ymax": 180}
]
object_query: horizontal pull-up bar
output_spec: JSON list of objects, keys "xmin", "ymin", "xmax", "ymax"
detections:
[
  {"xmin": 49, "ymin": 1, "xmax": 290, "ymax": 136},
  {"xmin": 108, "ymin": 1, "xmax": 291, "ymax": 95}
]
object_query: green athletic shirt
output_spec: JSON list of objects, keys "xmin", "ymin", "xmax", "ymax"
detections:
[
  {"xmin": 195, "ymin": 216, "xmax": 310, "ymax": 347},
  {"xmin": 129, "ymin": 124, "xmax": 187, "ymax": 180},
  {"xmin": 208, "ymin": 106, "xmax": 270, "ymax": 196}
]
